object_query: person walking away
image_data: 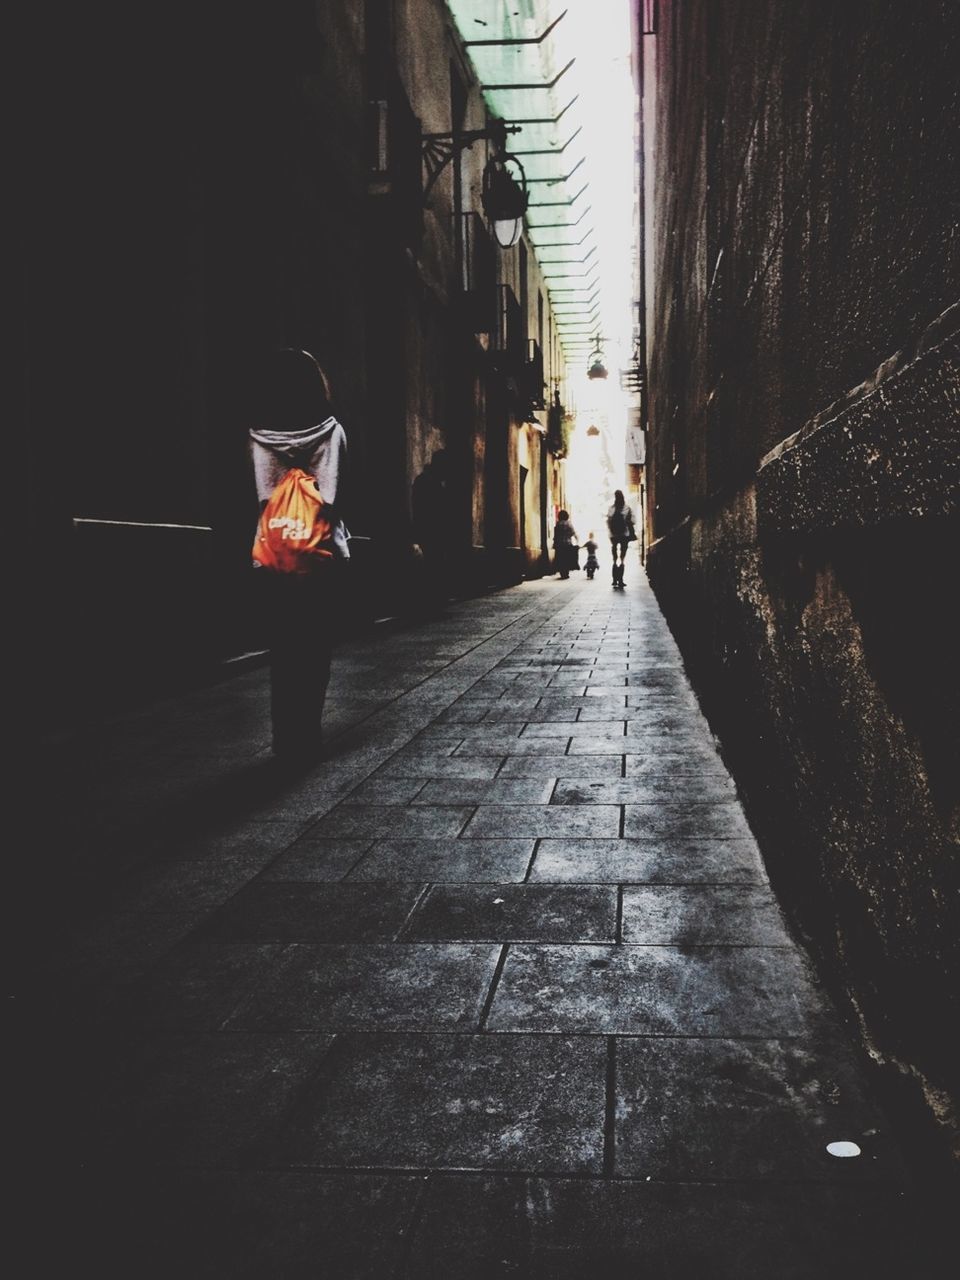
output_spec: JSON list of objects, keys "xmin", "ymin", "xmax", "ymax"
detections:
[
  {"xmin": 606, "ymin": 489, "xmax": 636, "ymax": 588},
  {"xmin": 553, "ymin": 509, "xmax": 579, "ymax": 580},
  {"xmin": 249, "ymin": 349, "xmax": 350, "ymax": 759},
  {"xmin": 583, "ymin": 532, "xmax": 599, "ymax": 580}
]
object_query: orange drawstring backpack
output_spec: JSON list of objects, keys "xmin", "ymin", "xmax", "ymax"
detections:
[{"xmin": 252, "ymin": 467, "xmax": 335, "ymax": 573}]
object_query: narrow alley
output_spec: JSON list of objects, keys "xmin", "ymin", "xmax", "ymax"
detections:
[
  {"xmin": 20, "ymin": 0, "xmax": 959, "ymax": 1270},
  {"xmin": 36, "ymin": 573, "xmax": 943, "ymax": 1277}
]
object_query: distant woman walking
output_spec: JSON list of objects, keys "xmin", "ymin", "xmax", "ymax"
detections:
[
  {"xmin": 250, "ymin": 349, "xmax": 350, "ymax": 760},
  {"xmin": 606, "ymin": 489, "xmax": 636, "ymax": 589}
]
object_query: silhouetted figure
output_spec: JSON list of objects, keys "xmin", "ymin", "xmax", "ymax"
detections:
[
  {"xmin": 553, "ymin": 509, "xmax": 579, "ymax": 579},
  {"xmin": 249, "ymin": 349, "xmax": 349, "ymax": 759},
  {"xmin": 583, "ymin": 533, "xmax": 599, "ymax": 580},
  {"xmin": 412, "ymin": 449, "xmax": 452, "ymax": 603},
  {"xmin": 606, "ymin": 489, "xmax": 636, "ymax": 588}
]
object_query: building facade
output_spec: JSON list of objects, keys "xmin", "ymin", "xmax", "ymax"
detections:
[
  {"xmin": 639, "ymin": 0, "xmax": 959, "ymax": 1149},
  {"xmin": 23, "ymin": 0, "xmax": 570, "ymax": 727}
]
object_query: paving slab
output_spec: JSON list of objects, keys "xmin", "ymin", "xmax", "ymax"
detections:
[
  {"xmin": 402, "ymin": 1176, "xmax": 926, "ymax": 1280},
  {"xmin": 347, "ymin": 837, "xmax": 535, "ymax": 882},
  {"xmin": 553, "ymin": 777, "xmax": 736, "ymax": 805},
  {"xmin": 149, "ymin": 817, "xmax": 306, "ymax": 863},
  {"xmin": 160, "ymin": 1172, "xmax": 421, "ymax": 1280},
  {"xmin": 375, "ymin": 753, "xmax": 505, "ymax": 779},
  {"xmin": 454, "ymin": 736, "xmax": 571, "ymax": 755},
  {"xmin": 266, "ymin": 1032, "xmax": 606, "ymax": 1173},
  {"xmin": 496, "ymin": 754, "xmax": 624, "ymax": 778},
  {"xmin": 309, "ymin": 805, "xmax": 475, "ymax": 838},
  {"xmin": 625, "ymin": 803, "xmax": 755, "ymax": 840},
  {"xmin": 566, "ymin": 737, "xmax": 634, "ymax": 755},
  {"xmin": 92, "ymin": 1031, "xmax": 336, "ymax": 1168},
  {"xmin": 381, "ymin": 740, "xmax": 460, "ymax": 761},
  {"xmin": 463, "ymin": 804, "xmax": 621, "ymax": 838},
  {"xmin": 528, "ymin": 838, "xmax": 767, "ymax": 883},
  {"xmin": 614, "ymin": 1035, "xmax": 906, "ymax": 1181},
  {"xmin": 433, "ymin": 704, "xmax": 495, "ymax": 724},
  {"xmin": 106, "ymin": 854, "xmax": 281, "ymax": 915},
  {"xmin": 260, "ymin": 837, "xmax": 373, "ymax": 881},
  {"xmin": 488, "ymin": 943, "xmax": 824, "ymax": 1036},
  {"xmin": 195, "ymin": 882, "xmax": 425, "ymax": 943},
  {"xmin": 540, "ymin": 694, "xmax": 628, "ymax": 710},
  {"xmin": 413, "ymin": 777, "xmax": 557, "ymax": 805},
  {"xmin": 340, "ymin": 777, "xmax": 429, "ymax": 805},
  {"xmin": 113, "ymin": 941, "xmax": 290, "ymax": 1030},
  {"xmin": 521, "ymin": 721, "xmax": 627, "ymax": 738},
  {"xmin": 419, "ymin": 723, "xmax": 527, "ymax": 742},
  {"xmin": 621, "ymin": 885, "xmax": 790, "ymax": 944},
  {"xmin": 624, "ymin": 752, "xmax": 729, "ymax": 774},
  {"xmin": 228, "ymin": 943, "xmax": 500, "ymax": 1031},
  {"xmin": 49, "ymin": 1168, "xmax": 421, "ymax": 1280},
  {"xmin": 403, "ymin": 884, "xmax": 617, "ymax": 942}
]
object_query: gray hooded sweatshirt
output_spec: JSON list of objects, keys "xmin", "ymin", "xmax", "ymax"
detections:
[{"xmin": 249, "ymin": 417, "xmax": 350, "ymax": 559}]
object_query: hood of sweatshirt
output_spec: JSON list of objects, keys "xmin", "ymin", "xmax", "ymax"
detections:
[{"xmin": 249, "ymin": 417, "xmax": 338, "ymax": 461}]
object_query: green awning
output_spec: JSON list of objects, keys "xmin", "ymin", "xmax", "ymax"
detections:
[{"xmin": 447, "ymin": 1, "xmax": 612, "ymax": 361}]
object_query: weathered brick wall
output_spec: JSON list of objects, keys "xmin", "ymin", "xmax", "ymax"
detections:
[{"xmin": 645, "ymin": 0, "xmax": 960, "ymax": 1150}]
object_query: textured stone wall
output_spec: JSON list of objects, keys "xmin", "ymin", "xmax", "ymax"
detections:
[{"xmin": 644, "ymin": 0, "xmax": 960, "ymax": 1150}]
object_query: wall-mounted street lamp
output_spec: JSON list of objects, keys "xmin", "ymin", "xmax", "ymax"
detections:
[
  {"xmin": 481, "ymin": 151, "xmax": 529, "ymax": 247},
  {"xmin": 421, "ymin": 116, "xmax": 529, "ymax": 248}
]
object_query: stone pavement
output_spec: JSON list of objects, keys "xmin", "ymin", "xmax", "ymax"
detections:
[{"xmin": 34, "ymin": 573, "xmax": 946, "ymax": 1277}]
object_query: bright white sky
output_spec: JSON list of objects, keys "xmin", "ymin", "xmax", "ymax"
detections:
[
  {"xmin": 449, "ymin": 0, "xmax": 638, "ymax": 524},
  {"xmin": 550, "ymin": 0, "xmax": 636, "ymax": 360},
  {"xmin": 547, "ymin": 0, "xmax": 635, "ymax": 526}
]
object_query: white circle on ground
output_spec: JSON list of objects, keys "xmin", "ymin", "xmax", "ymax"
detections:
[{"xmin": 826, "ymin": 1140, "xmax": 862, "ymax": 1158}]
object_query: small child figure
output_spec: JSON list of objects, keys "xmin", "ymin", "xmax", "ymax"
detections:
[{"xmin": 583, "ymin": 533, "xmax": 599, "ymax": 580}]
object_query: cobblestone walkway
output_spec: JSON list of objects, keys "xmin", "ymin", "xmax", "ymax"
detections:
[{"xmin": 40, "ymin": 573, "xmax": 937, "ymax": 1277}]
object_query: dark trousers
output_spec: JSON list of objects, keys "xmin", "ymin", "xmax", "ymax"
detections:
[
  {"xmin": 610, "ymin": 538, "xmax": 629, "ymax": 583},
  {"xmin": 557, "ymin": 545, "xmax": 577, "ymax": 578},
  {"xmin": 259, "ymin": 569, "xmax": 338, "ymax": 754}
]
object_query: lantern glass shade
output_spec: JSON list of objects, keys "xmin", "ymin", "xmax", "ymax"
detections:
[
  {"xmin": 587, "ymin": 358, "xmax": 608, "ymax": 379},
  {"xmin": 493, "ymin": 217, "xmax": 523, "ymax": 248},
  {"xmin": 482, "ymin": 155, "xmax": 529, "ymax": 244}
]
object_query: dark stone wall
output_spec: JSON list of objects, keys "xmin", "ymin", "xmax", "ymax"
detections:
[
  {"xmin": 644, "ymin": 0, "xmax": 960, "ymax": 1150},
  {"xmin": 23, "ymin": 1, "xmax": 374, "ymax": 717}
]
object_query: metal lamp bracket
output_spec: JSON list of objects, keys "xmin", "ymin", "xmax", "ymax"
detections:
[{"xmin": 421, "ymin": 120, "xmax": 521, "ymax": 202}]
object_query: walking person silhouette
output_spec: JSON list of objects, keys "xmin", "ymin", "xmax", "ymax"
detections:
[
  {"xmin": 606, "ymin": 490, "xmax": 636, "ymax": 588},
  {"xmin": 249, "ymin": 349, "xmax": 350, "ymax": 760}
]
